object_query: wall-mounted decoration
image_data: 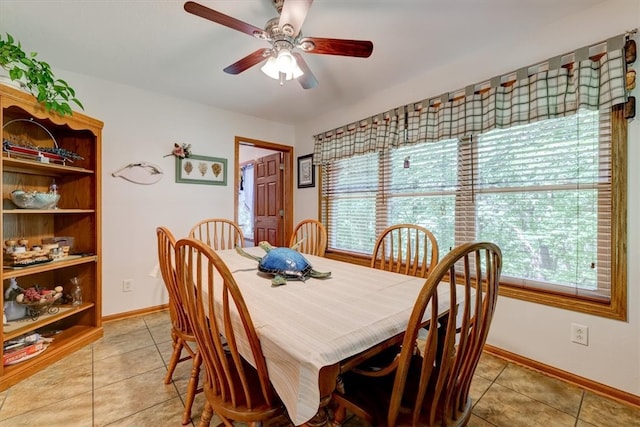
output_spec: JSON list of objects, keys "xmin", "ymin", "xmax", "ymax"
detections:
[
  {"xmin": 112, "ymin": 162, "xmax": 164, "ymax": 185},
  {"xmin": 297, "ymin": 154, "xmax": 315, "ymax": 188},
  {"xmin": 176, "ymin": 154, "xmax": 227, "ymax": 185},
  {"xmin": 164, "ymin": 142, "xmax": 192, "ymax": 158}
]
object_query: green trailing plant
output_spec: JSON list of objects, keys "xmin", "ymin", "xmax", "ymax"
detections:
[{"xmin": 0, "ymin": 33, "xmax": 83, "ymax": 116}]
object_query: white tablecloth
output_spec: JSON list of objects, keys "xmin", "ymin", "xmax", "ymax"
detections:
[{"xmin": 215, "ymin": 247, "xmax": 452, "ymax": 425}]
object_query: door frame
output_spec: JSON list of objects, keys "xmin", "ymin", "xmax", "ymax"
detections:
[{"xmin": 234, "ymin": 136, "xmax": 294, "ymax": 246}]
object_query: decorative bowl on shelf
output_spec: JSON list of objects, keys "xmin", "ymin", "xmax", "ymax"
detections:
[
  {"xmin": 10, "ymin": 190, "xmax": 60, "ymax": 209},
  {"xmin": 17, "ymin": 299, "xmax": 61, "ymax": 320},
  {"xmin": 16, "ymin": 290, "xmax": 63, "ymax": 320}
]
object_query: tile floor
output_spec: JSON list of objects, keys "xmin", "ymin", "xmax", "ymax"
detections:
[{"xmin": 0, "ymin": 310, "xmax": 638, "ymax": 427}]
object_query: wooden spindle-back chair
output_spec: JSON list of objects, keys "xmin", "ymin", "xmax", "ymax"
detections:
[
  {"xmin": 174, "ymin": 237, "xmax": 284, "ymax": 426},
  {"xmin": 289, "ymin": 219, "xmax": 328, "ymax": 256},
  {"xmin": 156, "ymin": 226, "xmax": 202, "ymax": 425},
  {"xmin": 333, "ymin": 241, "xmax": 502, "ymax": 427},
  {"xmin": 189, "ymin": 218, "xmax": 245, "ymax": 250},
  {"xmin": 371, "ymin": 224, "xmax": 439, "ymax": 278}
]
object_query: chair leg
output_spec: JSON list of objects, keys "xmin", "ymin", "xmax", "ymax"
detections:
[
  {"xmin": 165, "ymin": 335, "xmax": 185, "ymax": 384},
  {"xmin": 181, "ymin": 351, "xmax": 202, "ymax": 425},
  {"xmin": 198, "ymin": 401, "xmax": 213, "ymax": 427},
  {"xmin": 331, "ymin": 402, "xmax": 347, "ymax": 426},
  {"xmin": 331, "ymin": 375, "xmax": 347, "ymax": 426}
]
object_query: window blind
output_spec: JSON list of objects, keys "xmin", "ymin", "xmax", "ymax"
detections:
[
  {"xmin": 459, "ymin": 109, "xmax": 611, "ymax": 300},
  {"xmin": 322, "ymin": 107, "xmax": 614, "ymax": 302},
  {"xmin": 321, "ymin": 152, "xmax": 379, "ymax": 254}
]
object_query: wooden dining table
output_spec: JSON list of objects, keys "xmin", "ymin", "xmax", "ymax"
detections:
[{"xmin": 214, "ymin": 246, "xmax": 458, "ymax": 426}]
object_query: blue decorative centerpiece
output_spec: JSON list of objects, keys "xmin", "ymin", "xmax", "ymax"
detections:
[{"xmin": 236, "ymin": 241, "xmax": 331, "ymax": 286}]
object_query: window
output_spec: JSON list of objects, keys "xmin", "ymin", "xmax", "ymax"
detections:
[
  {"xmin": 321, "ymin": 107, "xmax": 626, "ymax": 319},
  {"xmin": 322, "ymin": 152, "xmax": 378, "ymax": 253}
]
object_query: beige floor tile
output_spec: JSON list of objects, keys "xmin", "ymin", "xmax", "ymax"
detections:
[
  {"xmin": 0, "ymin": 390, "xmax": 93, "ymax": 426},
  {"xmin": 93, "ymin": 327, "xmax": 155, "ymax": 361},
  {"xmin": 105, "ymin": 396, "xmax": 187, "ymax": 426},
  {"xmin": 472, "ymin": 383, "xmax": 577, "ymax": 427},
  {"xmin": 578, "ymin": 391, "xmax": 640, "ymax": 427},
  {"xmin": 141, "ymin": 310, "xmax": 171, "ymax": 329},
  {"xmin": 468, "ymin": 413, "xmax": 497, "ymax": 426},
  {"xmin": 102, "ymin": 316, "xmax": 147, "ymax": 338},
  {"xmin": 474, "ymin": 352, "xmax": 507, "ymax": 381},
  {"xmin": 147, "ymin": 322, "xmax": 172, "ymax": 345},
  {"xmin": 0, "ymin": 359, "xmax": 92, "ymax": 420},
  {"xmin": 93, "ymin": 366, "xmax": 179, "ymax": 426},
  {"xmin": 495, "ymin": 363, "xmax": 583, "ymax": 416},
  {"xmin": 56, "ymin": 343, "xmax": 93, "ymax": 365},
  {"xmin": 156, "ymin": 338, "xmax": 176, "ymax": 365},
  {"xmin": 470, "ymin": 374, "xmax": 493, "ymax": 404},
  {"xmin": 93, "ymin": 343, "xmax": 165, "ymax": 388}
]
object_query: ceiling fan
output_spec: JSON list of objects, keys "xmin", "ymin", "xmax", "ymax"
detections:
[{"xmin": 184, "ymin": 0, "xmax": 373, "ymax": 89}]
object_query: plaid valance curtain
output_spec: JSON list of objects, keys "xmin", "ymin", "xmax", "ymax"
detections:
[{"xmin": 314, "ymin": 38, "xmax": 627, "ymax": 165}]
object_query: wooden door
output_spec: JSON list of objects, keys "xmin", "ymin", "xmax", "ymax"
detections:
[{"xmin": 254, "ymin": 152, "xmax": 283, "ymax": 246}]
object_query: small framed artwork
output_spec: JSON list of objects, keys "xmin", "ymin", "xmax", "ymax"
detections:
[
  {"xmin": 176, "ymin": 154, "xmax": 227, "ymax": 185},
  {"xmin": 297, "ymin": 153, "xmax": 315, "ymax": 188}
]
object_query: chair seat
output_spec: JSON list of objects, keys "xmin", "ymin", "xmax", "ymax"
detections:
[{"xmin": 334, "ymin": 355, "xmax": 472, "ymax": 427}]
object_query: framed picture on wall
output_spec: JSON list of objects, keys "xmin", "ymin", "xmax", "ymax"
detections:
[
  {"xmin": 297, "ymin": 154, "xmax": 315, "ymax": 188},
  {"xmin": 176, "ymin": 154, "xmax": 227, "ymax": 185}
]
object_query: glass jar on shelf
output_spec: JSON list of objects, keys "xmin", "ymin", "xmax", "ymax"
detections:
[{"xmin": 70, "ymin": 277, "xmax": 82, "ymax": 306}]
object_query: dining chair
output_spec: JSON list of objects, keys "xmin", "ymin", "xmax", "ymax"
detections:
[
  {"xmin": 333, "ymin": 241, "xmax": 502, "ymax": 427},
  {"xmin": 174, "ymin": 237, "xmax": 285, "ymax": 427},
  {"xmin": 371, "ymin": 224, "xmax": 439, "ymax": 278},
  {"xmin": 289, "ymin": 219, "xmax": 328, "ymax": 256},
  {"xmin": 156, "ymin": 226, "xmax": 202, "ymax": 425},
  {"xmin": 189, "ymin": 218, "xmax": 245, "ymax": 250}
]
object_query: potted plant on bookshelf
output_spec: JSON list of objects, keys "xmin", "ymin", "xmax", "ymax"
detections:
[{"xmin": 0, "ymin": 33, "xmax": 83, "ymax": 116}]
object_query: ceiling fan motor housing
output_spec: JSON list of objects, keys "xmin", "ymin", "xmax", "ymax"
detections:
[{"xmin": 261, "ymin": 17, "xmax": 299, "ymax": 54}]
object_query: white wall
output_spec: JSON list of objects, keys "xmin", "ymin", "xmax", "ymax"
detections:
[
  {"xmin": 61, "ymin": 72, "xmax": 294, "ymax": 317},
  {"xmin": 293, "ymin": 0, "xmax": 640, "ymax": 396}
]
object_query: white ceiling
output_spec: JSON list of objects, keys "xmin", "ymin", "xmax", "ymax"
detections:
[{"xmin": 0, "ymin": 0, "xmax": 607, "ymax": 125}]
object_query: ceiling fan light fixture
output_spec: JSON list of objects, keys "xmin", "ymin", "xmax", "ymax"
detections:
[
  {"xmin": 261, "ymin": 49, "xmax": 304, "ymax": 82},
  {"xmin": 275, "ymin": 49, "xmax": 295, "ymax": 73},
  {"xmin": 261, "ymin": 56, "xmax": 280, "ymax": 79}
]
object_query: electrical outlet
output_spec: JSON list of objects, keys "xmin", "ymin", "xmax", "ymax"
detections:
[
  {"xmin": 122, "ymin": 279, "xmax": 133, "ymax": 292},
  {"xmin": 571, "ymin": 323, "xmax": 589, "ymax": 346}
]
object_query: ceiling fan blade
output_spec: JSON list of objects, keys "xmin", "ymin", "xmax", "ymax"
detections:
[
  {"xmin": 223, "ymin": 48, "xmax": 271, "ymax": 75},
  {"xmin": 298, "ymin": 37, "xmax": 373, "ymax": 58},
  {"xmin": 184, "ymin": 1, "xmax": 266, "ymax": 38},
  {"xmin": 293, "ymin": 53, "xmax": 318, "ymax": 90},
  {"xmin": 279, "ymin": 0, "xmax": 313, "ymax": 38}
]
